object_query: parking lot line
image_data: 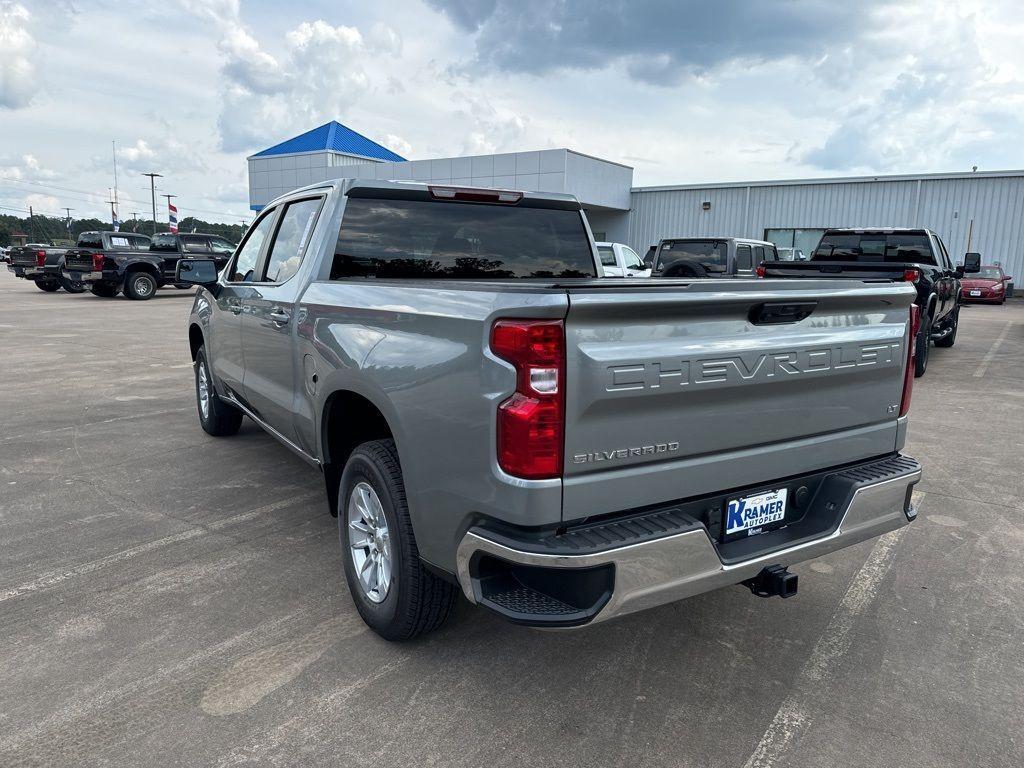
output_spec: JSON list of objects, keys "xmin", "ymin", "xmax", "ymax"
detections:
[
  {"xmin": 973, "ymin": 320, "xmax": 1014, "ymax": 378},
  {"xmin": 741, "ymin": 492, "xmax": 924, "ymax": 768},
  {"xmin": 0, "ymin": 491, "xmax": 320, "ymax": 603}
]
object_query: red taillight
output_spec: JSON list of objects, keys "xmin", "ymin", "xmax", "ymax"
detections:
[
  {"xmin": 899, "ymin": 305, "xmax": 920, "ymax": 417},
  {"xmin": 755, "ymin": 265, "xmax": 766, "ymax": 278},
  {"xmin": 92, "ymin": 252, "xmax": 105, "ymax": 271},
  {"xmin": 903, "ymin": 268, "xmax": 919, "ymax": 283},
  {"xmin": 490, "ymin": 319, "xmax": 565, "ymax": 479},
  {"xmin": 36, "ymin": 250, "xmax": 46, "ymax": 266}
]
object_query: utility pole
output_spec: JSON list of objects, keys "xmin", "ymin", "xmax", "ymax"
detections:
[
  {"xmin": 28, "ymin": 205, "xmax": 35, "ymax": 241},
  {"xmin": 106, "ymin": 197, "xmax": 119, "ymax": 229},
  {"xmin": 63, "ymin": 207, "xmax": 74, "ymax": 239},
  {"xmin": 142, "ymin": 172, "xmax": 162, "ymax": 235},
  {"xmin": 130, "ymin": 212, "xmax": 141, "ymax": 232}
]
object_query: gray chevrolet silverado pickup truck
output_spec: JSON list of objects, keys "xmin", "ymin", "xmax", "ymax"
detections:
[{"xmin": 178, "ymin": 179, "xmax": 923, "ymax": 641}]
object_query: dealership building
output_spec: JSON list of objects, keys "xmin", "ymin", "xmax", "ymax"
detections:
[{"xmin": 249, "ymin": 121, "xmax": 1024, "ymax": 281}]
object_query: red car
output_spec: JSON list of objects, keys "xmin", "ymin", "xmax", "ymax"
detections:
[{"xmin": 961, "ymin": 265, "xmax": 1011, "ymax": 304}]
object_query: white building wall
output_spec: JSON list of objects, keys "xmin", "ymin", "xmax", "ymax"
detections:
[{"xmin": 629, "ymin": 173, "xmax": 1024, "ymax": 280}]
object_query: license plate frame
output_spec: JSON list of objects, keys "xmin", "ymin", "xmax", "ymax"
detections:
[{"xmin": 722, "ymin": 487, "xmax": 789, "ymax": 542}]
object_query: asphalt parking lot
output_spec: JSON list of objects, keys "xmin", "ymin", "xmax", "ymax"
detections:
[{"xmin": 1, "ymin": 273, "xmax": 1022, "ymax": 768}]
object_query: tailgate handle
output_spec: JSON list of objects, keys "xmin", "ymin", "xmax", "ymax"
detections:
[{"xmin": 749, "ymin": 301, "xmax": 817, "ymax": 325}]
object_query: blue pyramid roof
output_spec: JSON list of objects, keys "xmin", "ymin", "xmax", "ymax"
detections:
[{"xmin": 252, "ymin": 121, "xmax": 406, "ymax": 162}]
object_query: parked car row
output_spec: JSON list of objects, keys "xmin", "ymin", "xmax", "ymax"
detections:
[{"xmin": 5, "ymin": 230, "xmax": 236, "ymax": 299}]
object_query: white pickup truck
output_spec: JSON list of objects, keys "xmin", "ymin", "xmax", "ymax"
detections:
[{"xmin": 596, "ymin": 241, "xmax": 650, "ymax": 277}]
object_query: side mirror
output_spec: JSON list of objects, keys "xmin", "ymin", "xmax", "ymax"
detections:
[
  {"xmin": 963, "ymin": 252, "xmax": 981, "ymax": 274},
  {"xmin": 1004, "ymin": 275, "xmax": 1012, "ymax": 282},
  {"xmin": 176, "ymin": 258, "xmax": 218, "ymax": 285}
]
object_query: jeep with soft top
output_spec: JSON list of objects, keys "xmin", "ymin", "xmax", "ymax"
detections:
[{"xmin": 177, "ymin": 179, "xmax": 924, "ymax": 640}]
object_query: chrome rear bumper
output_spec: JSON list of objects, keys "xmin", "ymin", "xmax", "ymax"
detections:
[{"xmin": 456, "ymin": 458, "xmax": 921, "ymax": 626}]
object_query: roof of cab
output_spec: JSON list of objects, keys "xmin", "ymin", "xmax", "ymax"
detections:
[{"xmin": 262, "ymin": 178, "xmax": 583, "ymax": 210}]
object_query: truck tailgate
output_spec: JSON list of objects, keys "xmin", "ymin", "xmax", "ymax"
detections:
[{"xmin": 561, "ymin": 279, "xmax": 916, "ymax": 521}]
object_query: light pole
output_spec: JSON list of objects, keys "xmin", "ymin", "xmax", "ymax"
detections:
[{"xmin": 142, "ymin": 172, "xmax": 162, "ymax": 235}]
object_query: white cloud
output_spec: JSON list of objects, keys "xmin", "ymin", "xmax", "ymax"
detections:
[
  {"xmin": 0, "ymin": 2, "xmax": 36, "ymax": 108},
  {"xmin": 184, "ymin": 5, "xmax": 404, "ymax": 154}
]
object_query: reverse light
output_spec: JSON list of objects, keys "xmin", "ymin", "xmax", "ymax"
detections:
[
  {"xmin": 92, "ymin": 252, "xmax": 105, "ymax": 271},
  {"xmin": 903, "ymin": 268, "xmax": 919, "ymax": 283},
  {"xmin": 35, "ymin": 250, "xmax": 46, "ymax": 267},
  {"xmin": 899, "ymin": 305, "xmax": 920, "ymax": 417},
  {"xmin": 490, "ymin": 319, "xmax": 565, "ymax": 479}
]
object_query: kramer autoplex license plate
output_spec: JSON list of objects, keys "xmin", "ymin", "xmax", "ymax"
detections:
[{"xmin": 723, "ymin": 488, "xmax": 788, "ymax": 541}]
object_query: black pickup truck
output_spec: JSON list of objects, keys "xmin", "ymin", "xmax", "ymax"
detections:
[
  {"xmin": 63, "ymin": 231, "xmax": 165, "ymax": 299},
  {"xmin": 6, "ymin": 243, "xmax": 85, "ymax": 293},
  {"xmin": 760, "ymin": 228, "xmax": 980, "ymax": 377},
  {"xmin": 64, "ymin": 231, "xmax": 235, "ymax": 300},
  {"xmin": 150, "ymin": 232, "xmax": 236, "ymax": 273}
]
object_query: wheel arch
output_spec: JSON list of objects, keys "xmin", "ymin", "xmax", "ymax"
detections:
[
  {"xmin": 188, "ymin": 324, "xmax": 204, "ymax": 361},
  {"xmin": 321, "ymin": 389, "xmax": 397, "ymax": 517}
]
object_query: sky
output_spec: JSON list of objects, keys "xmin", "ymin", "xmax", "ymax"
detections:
[{"xmin": 1, "ymin": 0, "xmax": 1023, "ymax": 225}]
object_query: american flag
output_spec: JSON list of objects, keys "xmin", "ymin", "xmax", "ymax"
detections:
[{"xmin": 168, "ymin": 202, "xmax": 179, "ymax": 234}]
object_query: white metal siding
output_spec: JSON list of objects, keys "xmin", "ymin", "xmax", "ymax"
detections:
[{"xmin": 629, "ymin": 175, "xmax": 1024, "ymax": 280}]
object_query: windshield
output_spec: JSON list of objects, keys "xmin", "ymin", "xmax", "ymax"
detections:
[
  {"xmin": 655, "ymin": 240, "xmax": 727, "ymax": 274},
  {"xmin": 812, "ymin": 233, "xmax": 936, "ymax": 265},
  {"xmin": 975, "ymin": 267, "xmax": 1003, "ymax": 279}
]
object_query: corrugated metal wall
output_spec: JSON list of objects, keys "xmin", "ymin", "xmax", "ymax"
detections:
[{"xmin": 628, "ymin": 174, "xmax": 1024, "ymax": 280}]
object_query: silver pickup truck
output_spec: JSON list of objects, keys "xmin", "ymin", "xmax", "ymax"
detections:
[{"xmin": 179, "ymin": 179, "xmax": 922, "ymax": 641}]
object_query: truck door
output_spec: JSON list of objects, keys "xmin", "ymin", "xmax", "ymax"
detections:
[
  {"xmin": 934, "ymin": 235, "xmax": 955, "ymax": 318},
  {"xmin": 213, "ymin": 208, "xmax": 279, "ymax": 400},
  {"xmin": 240, "ymin": 196, "xmax": 324, "ymax": 440}
]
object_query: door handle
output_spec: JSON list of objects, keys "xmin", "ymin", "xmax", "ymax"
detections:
[{"xmin": 269, "ymin": 309, "xmax": 291, "ymax": 325}]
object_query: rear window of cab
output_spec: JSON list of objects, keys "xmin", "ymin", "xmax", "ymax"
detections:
[
  {"xmin": 331, "ymin": 197, "xmax": 596, "ymax": 279},
  {"xmin": 813, "ymin": 233, "xmax": 936, "ymax": 264}
]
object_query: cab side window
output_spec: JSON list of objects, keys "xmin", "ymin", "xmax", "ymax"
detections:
[
  {"xmin": 263, "ymin": 198, "xmax": 322, "ymax": 283},
  {"xmin": 622, "ymin": 247, "xmax": 644, "ymax": 270},
  {"xmin": 736, "ymin": 245, "xmax": 753, "ymax": 271},
  {"xmin": 230, "ymin": 210, "xmax": 276, "ymax": 282},
  {"xmin": 182, "ymin": 235, "xmax": 212, "ymax": 254}
]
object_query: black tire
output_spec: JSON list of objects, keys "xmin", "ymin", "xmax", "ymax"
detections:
[
  {"xmin": 339, "ymin": 439, "xmax": 457, "ymax": 641},
  {"xmin": 935, "ymin": 308, "xmax": 958, "ymax": 348},
  {"xmin": 90, "ymin": 282, "xmax": 120, "ymax": 298},
  {"xmin": 59, "ymin": 275, "xmax": 87, "ymax": 293},
  {"xmin": 663, "ymin": 262, "xmax": 709, "ymax": 279},
  {"xmin": 914, "ymin": 312, "xmax": 931, "ymax": 377},
  {"xmin": 124, "ymin": 271, "xmax": 158, "ymax": 300},
  {"xmin": 174, "ymin": 284, "xmax": 192, "ymax": 290},
  {"xmin": 34, "ymin": 279, "xmax": 60, "ymax": 292},
  {"xmin": 195, "ymin": 346, "xmax": 243, "ymax": 437}
]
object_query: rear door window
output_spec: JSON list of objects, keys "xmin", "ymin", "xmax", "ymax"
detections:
[
  {"xmin": 150, "ymin": 234, "xmax": 178, "ymax": 252},
  {"xmin": 130, "ymin": 236, "xmax": 151, "ymax": 250},
  {"xmin": 736, "ymin": 245, "xmax": 753, "ymax": 271},
  {"xmin": 263, "ymin": 198, "xmax": 322, "ymax": 283},
  {"xmin": 332, "ymin": 197, "xmax": 596, "ymax": 279},
  {"xmin": 181, "ymin": 235, "xmax": 212, "ymax": 254}
]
